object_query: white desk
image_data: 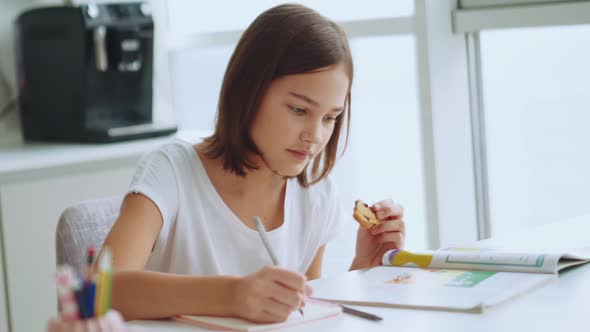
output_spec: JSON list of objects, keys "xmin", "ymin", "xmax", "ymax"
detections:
[{"xmin": 130, "ymin": 214, "xmax": 590, "ymax": 332}]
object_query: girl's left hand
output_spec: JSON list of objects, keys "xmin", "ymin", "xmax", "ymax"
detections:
[{"xmin": 351, "ymin": 199, "xmax": 405, "ymax": 270}]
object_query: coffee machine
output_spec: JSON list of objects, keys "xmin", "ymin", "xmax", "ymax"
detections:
[{"xmin": 15, "ymin": 2, "xmax": 177, "ymax": 143}]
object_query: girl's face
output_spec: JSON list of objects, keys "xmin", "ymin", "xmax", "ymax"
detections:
[{"xmin": 250, "ymin": 63, "xmax": 349, "ymax": 177}]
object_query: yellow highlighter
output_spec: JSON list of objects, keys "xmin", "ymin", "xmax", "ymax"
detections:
[
  {"xmin": 382, "ymin": 249, "xmax": 433, "ymax": 268},
  {"xmin": 94, "ymin": 248, "xmax": 113, "ymax": 317}
]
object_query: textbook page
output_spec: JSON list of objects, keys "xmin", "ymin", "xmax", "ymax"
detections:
[
  {"xmin": 382, "ymin": 248, "xmax": 590, "ymax": 274},
  {"xmin": 311, "ymin": 266, "xmax": 555, "ymax": 313},
  {"xmin": 175, "ymin": 299, "xmax": 341, "ymax": 331}
]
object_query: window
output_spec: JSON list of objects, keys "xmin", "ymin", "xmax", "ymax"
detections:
[
  {"xmin": 170, "ymin": 45, "xmax": 234, "ymax": 131},
  {"xmin": 167, "ymin": 1, "xmax": 413, "ymax": 34},
  {"xmin": 479, "ymin": 25, "xmax": 590, "ymax": 237},
  {"xmin": 454, "ymin": 0, "xmax": 590, "ymax": 240}
]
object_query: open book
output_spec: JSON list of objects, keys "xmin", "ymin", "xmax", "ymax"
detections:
[
  {"xmin": 312, "ymin": 247, "xmax": 590, "ymax": 313},
  {"xmin": 175, "ymin": 299, "xmax": 341, "ymax": 331}
]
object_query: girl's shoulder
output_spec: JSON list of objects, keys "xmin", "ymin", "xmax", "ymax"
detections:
[
  {"xmin": 133, "ymin": 139, "xmax": 204, "ymax": 186},
  {"xmin": 140, "ymin": 139, "xmax": 199, "ymax": 167},
  {"xmin": 154, "ymin": 138, "xmax": 198, "ymax": 159}
]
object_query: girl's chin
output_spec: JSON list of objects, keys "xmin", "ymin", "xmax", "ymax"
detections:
[
  {"xmin": 277, "ymin": 170, "xmax": 303, "ymax": 178},
  {"xmin": 274, "ymin": 165, "xmax": 306, "ymax": 178}
]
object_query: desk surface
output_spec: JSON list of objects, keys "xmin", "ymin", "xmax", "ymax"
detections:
[{"xmin": 129, "ymin": 214, "xmax": 590, "ymax": 332}]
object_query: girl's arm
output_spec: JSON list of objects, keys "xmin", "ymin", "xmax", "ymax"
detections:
[
  {"xmin": 102, "ymin": 194, "xmax": 237, "ymax": 320},
  {"xmin": 101, "ymin": 194, "xmax": 308, "ymax": 322},
  {"xmin": 305, "ymin": 245, "xmax": 326, "ymax": 280},
  {"xmin": 112, "ymin": 270, "xmax": 238, "ymax": 320}
]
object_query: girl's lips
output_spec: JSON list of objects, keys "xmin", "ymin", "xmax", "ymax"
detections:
[{"xmin": 288, "ymin": 149, "xmax": 309, "ymax": 160}]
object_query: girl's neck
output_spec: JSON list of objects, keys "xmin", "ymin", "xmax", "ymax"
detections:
[
  {"xmin": 229, "ymin": 165, "xmax": 287, "ymax": 198},
  {"xmin": 196, "ymin": 143, "xmax": 287, "ymax": 199}
]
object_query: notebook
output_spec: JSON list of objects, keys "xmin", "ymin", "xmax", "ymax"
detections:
[
  {"xmin": 175, "ymin": 299, "xmax": 342, "ymax": 331},
  {"xmin": 311, "ymin": 247, "xmax": 590, "ymax": 313},
  {"xmin": 312, "ymin": 265, "xmax": 555, "ymax": 313}
]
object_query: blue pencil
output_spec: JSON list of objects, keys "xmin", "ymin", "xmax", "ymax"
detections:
[{"xmin": 84, "ymin": 281, "xmax": 96, "ymax": 318}]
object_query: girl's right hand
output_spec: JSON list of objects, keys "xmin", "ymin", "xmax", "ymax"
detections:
[{"xmin": 233, "ymin": 266, "xmax": 313, "ymax": 323}]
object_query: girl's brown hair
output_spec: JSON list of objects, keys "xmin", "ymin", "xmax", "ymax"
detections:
[{"xmin": 204, "ymin": 3, "xmax": 353, "ymax": 187}]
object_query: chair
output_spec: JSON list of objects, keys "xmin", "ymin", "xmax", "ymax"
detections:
[{"xmin": 56, "ymin": 195, "xmax": 123, "ymax": 274}]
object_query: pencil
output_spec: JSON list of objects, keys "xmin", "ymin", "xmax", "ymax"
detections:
[
  {"xmin": 253, "ymin": 216, "xmax": 304, "ymax": 317},
  {"xmin": 86, "ymin": 246, "xmax": 96, "ymax": 281},
  {"xmin": 84, "ymin": 245, "xmax": 97, "ymax": 317},
  {"xmin": 100, "ymin": 249, "xmax": 113, "ymax": 315},
  {"xmin": 94, "ymin": 248, "xmax": 113, "ymax": 317}
]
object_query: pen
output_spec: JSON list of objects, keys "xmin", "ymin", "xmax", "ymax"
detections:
[
  {"xmin": 253, "ymin": 216, "xmax": 304, "ymax": 317},
  {"xmin": 309, "ymin": 297, "xmax": 382, "ymax": 321},
  {"xmin": 340, "ymin": 304, "xmax": 383, "ymax": 321}
]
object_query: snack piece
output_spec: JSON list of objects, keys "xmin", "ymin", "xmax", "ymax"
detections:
[{"xmin": 353, "ymin": 200, "xmax": 379, "ymax": 229}]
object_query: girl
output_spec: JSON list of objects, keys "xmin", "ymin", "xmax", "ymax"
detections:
[{"xmin": 102, "ymin": 3, "xmax": 405, "ymax": 323}]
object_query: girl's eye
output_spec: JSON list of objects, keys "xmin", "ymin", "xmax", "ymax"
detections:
[
  {"xmin": 324, "ymin": 116, "xmax": 338, "ymax": 122},
  {"xmin": 289, "ymin": 106, "xmax": 306, "ymax": 114}
]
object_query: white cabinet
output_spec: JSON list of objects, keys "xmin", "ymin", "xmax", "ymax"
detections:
[
  {"xmin": 0, "ymin": 131, "xmax": 206, "ymax": 332},
  {"xmin": 0, "ymin": 167, "xmax": 135, "ymax": 332}
]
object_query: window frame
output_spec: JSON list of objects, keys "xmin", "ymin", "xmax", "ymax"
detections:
[{"xmin": 453, "ymin": 0, "xmax": 590, "ymax": 239}]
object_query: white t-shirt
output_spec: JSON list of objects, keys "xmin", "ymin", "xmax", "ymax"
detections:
[{"xmin": 127, "ymin": 139, "xmax": 343, "ymax": 276}]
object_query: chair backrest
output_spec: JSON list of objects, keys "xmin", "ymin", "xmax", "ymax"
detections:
[{"xmin": 56, "ymin": 195, "xmax": 123, "ymax": 275}]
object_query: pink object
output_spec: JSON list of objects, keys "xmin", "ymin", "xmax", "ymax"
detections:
[
  {"xmin": 46, "ymin": 310, "xmax": 136, "ymax": 332},
  {"xmin": 100, "ymin": 311, "xmax": 128, "ymax": 331},
  {"xmin": 55, "ymin": 266, "xmax": 79, "ymax": 322}
]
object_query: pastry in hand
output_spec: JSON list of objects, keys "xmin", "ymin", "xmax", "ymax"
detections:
[{"xmin": 353, "ymin": 200, "xmax": 379, "ymax": 229}]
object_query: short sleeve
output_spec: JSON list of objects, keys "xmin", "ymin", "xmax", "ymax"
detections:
[
  {"xmin": 318, "ymin": 177, "xmax": 345, "ymax": 246},
  {"xmin": 126, "ymin": 147, "xmax": 179, "ymax": 228}
]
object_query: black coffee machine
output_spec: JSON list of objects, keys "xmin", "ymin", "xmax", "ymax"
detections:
[{"xmin": 15, "ymin": 2, "xmax": 177, "ymax": 143}]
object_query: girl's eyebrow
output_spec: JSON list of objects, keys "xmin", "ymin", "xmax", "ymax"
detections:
[{"xmin": 288, "ymin": 92, "xmax": 345, "ymax": 113}]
